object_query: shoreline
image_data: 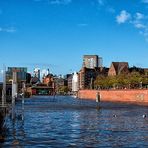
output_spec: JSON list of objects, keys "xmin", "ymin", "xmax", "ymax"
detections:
[{"xmin": 78, "ymin": 89, "xmax": 148, "ymax": 106}]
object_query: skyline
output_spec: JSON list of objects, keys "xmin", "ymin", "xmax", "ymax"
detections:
[{"xmin": 0, "ymin": 0, "xmax": 148, "ymax": 79}]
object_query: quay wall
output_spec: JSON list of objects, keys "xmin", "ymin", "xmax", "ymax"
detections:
[{"xmin": 78, "ymin": 89, "xmax": 148, "ymax": 105}]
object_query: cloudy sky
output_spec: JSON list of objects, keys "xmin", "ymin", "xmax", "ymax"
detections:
[{"xmin": 0, "ymin": 0, "xmax": 148, "ymax": 79}]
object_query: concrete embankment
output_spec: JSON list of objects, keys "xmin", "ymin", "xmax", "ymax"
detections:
[{"xmin": 78, "ymin": 89, "xmax": 148, "ymax": 105}]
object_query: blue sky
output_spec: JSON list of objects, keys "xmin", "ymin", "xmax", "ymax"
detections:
[{"xmin": 0, "ymin": 0, "xmax": 148, "ymax": 79}]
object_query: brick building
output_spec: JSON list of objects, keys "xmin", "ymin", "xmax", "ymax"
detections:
[
  {"xmin": 67, "ymin": 74, "xmax": 73, "ymax": 92},
  {"xmin": 54, "ymin": 76, "xmax": 68, "ymax": 93},
  {"xmin": 42, "ymin": 74, "xmax": 54, "ymax": 87},
  {"xmin": 83, "ymin": 55, "xmax": 102, "ymax": 69},
  {"xmin": 79, "ymin": 67, "xmax": 101, "ymax": 90},
  {"xmin": 108, "ymin": 62, "xmax": 129, "ymax": 76},
  {"xmin": 78, "ymin": 55, "xmax": 106, "ymax": 90}
]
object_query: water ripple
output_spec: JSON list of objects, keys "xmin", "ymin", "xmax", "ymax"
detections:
[{"xmin": 1, "ymin": 96, "xmax": 148, "ymax": 147}]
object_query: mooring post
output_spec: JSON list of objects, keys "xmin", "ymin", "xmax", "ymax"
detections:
[
  {"xmin": 96, "ymin": 92, "xmax": 100, "ymax": 103},
  {"xmin": 11, "ymin": 97, "xmax": 15, "ymax": 120},
  {"xmin": 21, "ymin": 82, "xmax": 25, "ymax": 121},
  {"xmin": 96, "ymin": 92, "xmax": 100, "ymax": 109},
  {"xmin": 21, "ymin": 95, "xmax": 24, "ymax": 121},
  {"xmin": 11, "ymin": 71, "xmax": 18, "ymax": 120}
]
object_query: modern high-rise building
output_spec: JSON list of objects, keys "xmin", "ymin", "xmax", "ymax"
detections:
[{"xmin": 83, "ymin": 55, "xmax": 102, "ymax": 69}]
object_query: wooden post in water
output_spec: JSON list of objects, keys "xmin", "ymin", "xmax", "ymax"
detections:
[
  {"xmin": 21, "ymin": 82, "xmax": 25, "ymax": 121},
  {"xmin": 96, "ymin": 92, "xmax": 100, "ymax": 109},
  {"xmin": 12, "ymin": 71, "xmax": 17, "ymax": 102},
  {"xmin": 11, "ymin": 71, "xmax": 18, "ymax": 120}
]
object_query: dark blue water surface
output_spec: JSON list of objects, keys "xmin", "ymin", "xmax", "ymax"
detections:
[{"xmin": 1, "ymin": 96, "xmax": 148, "ymax": 147}]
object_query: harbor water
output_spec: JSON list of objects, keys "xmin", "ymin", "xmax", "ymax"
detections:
[{"xmin": 1, "ymin": 96, "xmax": 148, "ymax": 147}]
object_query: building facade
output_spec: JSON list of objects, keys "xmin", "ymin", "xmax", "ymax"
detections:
[
  {"xmin": 34, "ymin": 68, "xmax": 40, "ymax": 81},
  {"xmin": 54, "ymin": 76, "xmax": 68, "ymax": 93},
  {"xmin": 72, "ymin": 72, "xmax": 79, "ymax": 92},
  {"xmin": 79, "ymin": 67, "xmax": 100, "ymax": 90},
  {"xmin": 108, "ymin": 62, "xmax": 129, "ymax": 76},
  {"xmin": 6, "ymin": 67, "xmax": 27, "ymax": 83},
  {"xmin": 67, "ymin": 74, "xmax": 73, "ymax": 92},
  {"xmin": 42, "ymin": 74, "xmax": 54, "ymax": 87},
  {"xmin": 6, "ymin": 67, "xmax": 28, "ymax": 97},
  {"xmin": 83, "ymin": 55, "xmax": 102, "ymax": 69}
]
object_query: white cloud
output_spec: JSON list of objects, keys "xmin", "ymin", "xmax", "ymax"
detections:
[
  {"xmin": 142, "ymin": 0, "xmax": 148, "ymax": 3},
  {"xmin": 132, "ymin": 13, "xmax": 146, "ymax": 29},
  {"xmin": 5, "ymin": 27, "xmax": 16, "ymax": 33},
  {"xmin": 140, "ymin": 29, "xmax": 148, "ymax": 42},
  {"xmin": 135, "ymin": 22, "xmax": 148, "ymax": 42},
  {"xmin": 116, "ymin": 10, "xmax": 131, "ymax": 24},
  {"xmin": 116, "ymin": 10, "xmax": 148, "ymax": 42},
  {"xmin": 0, "ymin": 27, "xmax": 16, "ymax": 33},
  {"xmin": 34, "ymin": 0, "xmax": 72, "ymax": 4},
  {"xmin": 134, "ymin": 23, "xmax": 146, "ymax": 29},
  {"xmin": 77, "ymin": 23, "xmax": 88, "ymax": 27},
  {"xmin": 132, "ymin": 12, "xmax": 147, "ymax": 31},
  {"xmin": 97, "ymin": 0, "xmax": 104, "ymax": 5},
  {"xmin": 135, "ymin": 12, "xmax": 144, "ymax": 20},
  {"xmin": 96, "ymin": 0, "xmax": 115, "ymax": 14},
  {"xmin": 51, "ymin": 0, "xmax": 72, "ymax": 4}
]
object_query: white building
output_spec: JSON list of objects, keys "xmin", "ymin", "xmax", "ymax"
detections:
[
  {"xmin": 72, "ymin": 72, "xmax": 79, "ymax": 92},
  {"xmin": 34, "ymin": 68, "xmax": 40, "ymax": 80}
]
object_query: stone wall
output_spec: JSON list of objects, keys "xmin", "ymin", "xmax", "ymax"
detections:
[{"xmin": 78, "ymin": 89, "xmax": 148, "ymax": 105}]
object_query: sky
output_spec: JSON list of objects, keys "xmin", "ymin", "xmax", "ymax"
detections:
[{"xmin": 0, "ymin": 0, "xmax": 148, "ymax": 80}]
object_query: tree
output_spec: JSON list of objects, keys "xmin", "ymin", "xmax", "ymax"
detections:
[
  {"xmin": 94, "ymin": 71, "xmax": 147, "ymax": 89},
  {"xmin": 58, "ymin": 86, "xmax": 69, "ymax": 94},
  {"xmin": 129, "ymin": 72, "xmax": 142, "ymax": 88}
]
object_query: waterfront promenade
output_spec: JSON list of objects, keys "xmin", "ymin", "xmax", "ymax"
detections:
[
  {"xmin": 78, "ymin": 89, "xmax": 148, "ymax": 105},
  {"xmin": 1, "ymin": 96, "xmax": 148, "ymax": 147}
]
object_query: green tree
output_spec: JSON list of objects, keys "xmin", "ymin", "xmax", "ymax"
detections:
[
  {"xmin": 94, "ymin": 71, "xmax": 146, "ymax": 89},
  {"xmin": 129, "ymin": 72, "xmax": 142, "ymax": 88},
  {"xmin": 58, "ymin": 86, "xmax": 69, "ymax": 94}
]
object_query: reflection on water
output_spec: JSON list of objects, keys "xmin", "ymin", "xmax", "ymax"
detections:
[{"xmin": 1, "ymin": 96, "xmax": 148, "ymax": 147}]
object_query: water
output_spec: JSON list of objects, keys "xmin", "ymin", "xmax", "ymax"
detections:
[{"xmin": 1, "ymin": 96, "xmax": 148, "ymax": 147}]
